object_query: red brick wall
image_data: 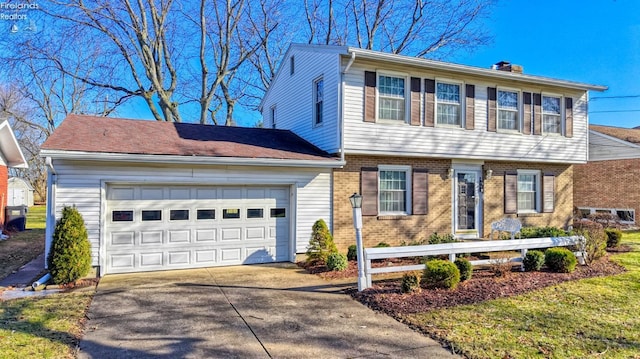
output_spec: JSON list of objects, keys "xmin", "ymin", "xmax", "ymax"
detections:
[
  {"xmin": 574, "ymin": 159, "xmax": 640, "ymax": 225},
  {"xmin": 0, "ymin": 165, "xmax": 7, "ymax": 226}
]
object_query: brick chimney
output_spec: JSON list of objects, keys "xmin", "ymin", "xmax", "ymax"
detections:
[{"xmin": 492, "ymin": 61, "xmax": 523, "ymax": 74}]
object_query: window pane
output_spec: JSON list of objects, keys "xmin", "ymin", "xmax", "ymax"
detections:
[
  {"xmin": 498, "ymin": 109, "xmax": 518, "ymax": 130},
  {"xmin": 315, "ymin": 79, "xmax": 323, "ymax": 125},
  {"xmin": 141, "ymin": 210, "xmax": 162, "ymax": 221},
  {"xmin": 197, "ymin": 209, "xmax": 215, "ymax": 220},
  {"xmin": 498, "ymin": 90, "xmax": 518, "ymax": 109},
  {"xmin": 616, "ymin": 210, "xmax": 635, "ymax": 222},
  {"xmin": 270, "ymin": 208, "xmax": 286, "ymax": 218},
  {"xmin": 170, "ymin": 210, "xmax": 189, "ymax": 221},
  {"xmin": 379, "ymin": 170, "xmax": 407, "ymax": 213},
  {"xmin": 543, "ymin": 114, "xmax": 561, "ymax": 133},
  {"xmin": 247, "ymin": 208, "xmax": 264, "ymax": 219},
  {"xmin": 436, "ymin": 83, "xmax": 460, "ymax": 103},
  {"xmin": 112, "ymin": 210, "xmax": 133, "ymax": 222},
  {"xmin": 437, "ymin": 103, "xmax": 460, "ymax": 125},
  {"xmin": 517, "ymin": 174, "xmax": 537, "ymax": 211},
  {"xmin": 378, "ymin": 75, "xmax": 405, "ymax": 121},
  {"xmin": 542, "ymin": 96, "xmax": 560, "ymax": 114},
  {"xmin": 223, "ymin": 209, "xmax": 240, "ymax": 219}
]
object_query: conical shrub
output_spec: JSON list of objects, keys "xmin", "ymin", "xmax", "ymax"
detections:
[
  {"xmin": 306, "ymin": 219, "xmax": 338, "ymax": 263},
  {"xmin": 47, "ymin": 206, "xmax": 92, "ymax": 284}
]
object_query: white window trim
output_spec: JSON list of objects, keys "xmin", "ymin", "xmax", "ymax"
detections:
[
  {"xmin": 541, "ymin": 92, "xmax": 564, "ymax": 136},
  {"xmin": 434, "ymin": 78, "xmax": 465, "ymax": 128},
  {"xmin": 313, "ymin": 76, "xmax": 324, "ymax": 127},
  {"xmin": 378, "ymin": 165, "xmax": 412, "ymax": 215},
  {"xmin": 496, "ymin": 87, "xmax": 522, "ymax": 133},
  {"xmin": 375, "ymin": 71, "xmax": 409, "ymax": 124},
  {"xmin": 578, "ymin": 207, "xmax": 636, "ymax": 224},
  {"xmin": 516, "ymin": 169, "xmax": 541, "ymax": 213}
]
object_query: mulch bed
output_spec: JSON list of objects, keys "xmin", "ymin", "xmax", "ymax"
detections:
[{"xmin": 299, "ymin": 255, "xmax": 626, "ymax": 315}]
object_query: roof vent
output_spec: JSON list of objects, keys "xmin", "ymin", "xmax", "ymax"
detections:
[{"xmin": 492, "ymin": 61, "xmax": 523, "ymax": 74}]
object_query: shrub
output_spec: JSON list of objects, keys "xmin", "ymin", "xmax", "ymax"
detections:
[
  {"xmin": 523, "ymin": 250, "xmax": 545, "ymax": 272},
  {"xmin": 401, "ymin": 273, "xmax": 421, "ymax": 293},
  {"xmin": 346, "ymin": 244, "xmax": 357, "ymax": 261},
  {"xmin": 587, "ymin": 212, "xmax": 621, "ymax": 229},
  {"xmin": 306, "ymin": 219, "xmax": 338, "ymax": 263},
  {"xmin": 375, "ymin": 242, "xmax": 391, "ymax": 247},
  {"xmin": 428, "ymin": 232, "xmax": 458, "ymax": 244},
  {"xmin": 520, "ymin": 226, "xmax": 569, "ymax": 239},
  {"xmin": 47, "ymin": 206, "xmax": 92, "ymax": 285},
  {"xmin": 326, "ymin": 253, "xmax": 348, "ymax": 271},
  {"xmin": 573, "ymin": 219, "xmax": 606, "ymax": 265},
  {"xmin": 454, "ymin": 258, "xmax": 472, "ymax": 281},
  {"xmin": 489, "ymin": 257, "xmax": 513, "ymax": 277},
  {"xmin": 605, "ymin": 228, "xmax": 623, "ymax": 248},
  {"xmin": 421, "ymin": 259, "xmax": 460, "ymax": 290},
  {"xmin": 545, "ymin": 247, "xmax": 578, "ymax": 273}
]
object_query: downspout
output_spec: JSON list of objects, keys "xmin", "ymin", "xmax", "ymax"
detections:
[{"xmin": 44, "ymin": 157, "xmax": 57, "ymax": 269}]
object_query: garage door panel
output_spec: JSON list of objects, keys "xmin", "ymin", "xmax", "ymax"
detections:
[
  {"xmin": 168, "ymin": 230, "xmax": 190, "ymax": 243},
  {"xmin": 221, "ymin": 248, "xmax": 241, "ymax": 262},
  {"xmin": 110, "ymin": 254, "xmax": 135, "ymax": 270},
  {"xmin": 141, "ymin": 188, "xmax": 164, "ymax": 200},
  {"xmin": 168, "ymin": 251, "xmax": 190, "ymax": 265},
  {"xmin": 140, "ymin": 252, "xmax": 163, "ymax": 267},
  {"xmin": 222, "ymin": 188, "xmax": 242, "ymax": 199},
  {"xmin": 195, "ymin": 229, "xmax": 216, "ymax": 242},
  {"xmin": 141, "ymin": 231, "xmax": 163, "ymax": 245},
  {"xmin": 221, "ymin": 228, "xmax": 241, "ymax": 241},
  {"xmin": 195, "ymin": 249, "xmax": 217, "ymax": 264},
  {"xmin": 246, "ymin": 227, "xmax": 265, "ymax": 240},
  {"xmin": 244, "ymin": 247, "xmax": 273, "ymax": 263},
  {"xmin": 111, "ymin": 232, "xmax": 135, "ymax": 246}
]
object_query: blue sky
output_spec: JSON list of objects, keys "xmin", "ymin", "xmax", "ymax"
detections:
[{"xmin": 121, "ymin": 0, "xmax": 640, "ymax": 128}]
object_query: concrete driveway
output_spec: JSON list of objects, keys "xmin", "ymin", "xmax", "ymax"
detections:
[{"xmin": 78, "ymin": 263, "xmax": 459, "ymax": 358}]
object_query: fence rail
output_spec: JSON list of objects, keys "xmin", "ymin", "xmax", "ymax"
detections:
[{"xmin": 362, "ymin": 236, "xmax": 585, "ymax": 289}]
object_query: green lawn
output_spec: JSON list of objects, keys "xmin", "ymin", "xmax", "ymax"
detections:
[
  {"xmin": 1, "ymin": 205, "xmax": 46, "ymax": 280},
  {"xmin": 26, "ymin": 205, "xmax": 46, "ymax": 229},
  {"xmin": 406, "ymin": 231, "xmax": 640, "ymax": 358}
]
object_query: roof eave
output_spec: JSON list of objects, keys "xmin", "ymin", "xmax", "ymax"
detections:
[
  {"xmin": 0, "ymin": 121, "xmax": 28, "ymax": 168},
  {"xmin": 345, "ymin": 47, "xmax": 608, "ymax": 92},
  {"xmin": 40, "ymin": 149, "xmax": 345, "ymax": 168}
]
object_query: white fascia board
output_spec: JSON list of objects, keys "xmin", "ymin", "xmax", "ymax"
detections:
[
  {"xmin": 344, "ymin": 148, "xmax": 587, "ymax": 164},
  {"xmin": 346, "ymin": 47, "xmax": 608, "ymax": 92},
  {"xmin": 0, "ymin": 121, "xmax": 28, "ymax": 168},
  {"xmin": 40, "ymin": 149, "xmax": 345, "ymax": 168}
]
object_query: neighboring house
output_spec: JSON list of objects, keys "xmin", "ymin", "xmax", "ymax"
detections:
[
  {"xmin": 8, "ymin": 177, "xmax": 35, "ymax": 207},
  {"xmin": 41, "ymin": 115, "xmax": 342, "ymax": 274},
  {"xmin": 260, "ymin": 44, "xmax": 606, "ymax": 250},
  {"xmin": 574, "ymin": 125, "xmax": 640, "ymax": 226},
  {"xmin": 0, "ymin": 121, "xmax": 28, "ymax": 228}
]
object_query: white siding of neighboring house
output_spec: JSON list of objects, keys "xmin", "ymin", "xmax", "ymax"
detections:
[
  {"xmin": 261, "ymin": 45, "xmax": 343, "ymax": 154},
  {"xmin": 47, "ymin": 159, "xmax": 332, "ymax": 266},
  {"xmin": 342, "ymin": 64, "xmax": 590, "ymax": 164},
  {"xmin": 588, "ymin": 131, "xmax": 640, "ymax": 161},
  {"xmin": 0, "ymin": 152, "xmax": 6, "ymax": 166}
]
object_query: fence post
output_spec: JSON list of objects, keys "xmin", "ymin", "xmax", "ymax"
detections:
[
  {"xmin": 520, "ymin": 248, "xmax": 527, "ymax": 271},
  {"xmin": 449, "ymin": 253, "xmax": 456, "ymax": 262}
]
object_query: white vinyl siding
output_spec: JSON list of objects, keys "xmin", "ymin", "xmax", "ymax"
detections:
[
  {"xmin": 436, "ymin": 81, "xmax": 461, "ymax": 126},
  {"xmin": 46, "ymin": 160, "xmax": 332, "ymax": 268},
  {"xmin": 588, "ymin": 130, "xmax": 640, "ymax": 161}
]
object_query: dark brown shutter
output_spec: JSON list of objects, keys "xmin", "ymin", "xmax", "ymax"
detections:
[
  {"xmin": 412, "ymin": 168, "xmax": 428, "ymax": 215},
  {"xmin": 533, "ymin": 93, "xmax": 542, "ymax": 135},
  {"xmin": 565, "ymin": 97, "xmax": 573, "ymax": 138},
  {"xmin": 364, "ymin": 71, "xmax": 376, "ymax": 123},
  {"xmin": 424, "ymin": 79, "xmax": 435, "ymax": 127},
  {"xmin": 361, "ymin": 167, "xmax": 378, "ymax": 216},
  {"xmin": 410, "ymin": 77, "xmax": 421, "ymax": 126},
  {"xmin": 523, "ymin": 92, "xmax": 532, "ymax": 135},
  {"xmin": 465, "ymin": 84, "xmax": 475, "ymax": 130},
  {"xmin": 504, "ymin": 171, "xmax": 517, "ymax": 214},
  {"xmin": 487, "ymin": 87, "xmax": 497, "ymax": 132},
  {"xmin": 543, "ymin": 173, "xmax": 555, "ymax": 213}
]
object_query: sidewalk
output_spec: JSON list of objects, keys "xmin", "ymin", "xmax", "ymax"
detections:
[{"xmin": 0, "ymin": 253, "xmax": 45, "ymax": 288}]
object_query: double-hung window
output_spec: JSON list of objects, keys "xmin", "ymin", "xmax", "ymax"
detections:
[
  {"xmin": 436, "ymin": 82, "xmax": 461, "ymax": 126},
  {"xmin": 517, "ymin": 170, "xmax": 540, "ymax": 212},
  {"xmin": 379, "ymin": 166, "xmax": 411, "ymax": 214},
  {"xmin": 497, "ymin": 90, "xmax": 519, "ymax": 131},
  {"xmin": 378, "ymin": 75, "xmax": 405, "ymax": 121},
  {"xmin": 313, "ymin": 77, "xmax": 323, "ymax": 126},
  {"xmin": 542, "ymin": 95, "xmax": 562, "ymax": 134}
]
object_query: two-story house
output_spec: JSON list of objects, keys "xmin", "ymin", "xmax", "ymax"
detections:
[
  {"xmin": 0, "ymin": 120, "xmax": 28, "ymax": 230},
  {"xmin": 260, "ymin": 44, "xmax": 606, "ymax": 250}
]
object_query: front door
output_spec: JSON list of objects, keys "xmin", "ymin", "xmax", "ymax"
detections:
[{"xmin": 454, "ymin": 170, "xmax": 482, "ymax": 237}]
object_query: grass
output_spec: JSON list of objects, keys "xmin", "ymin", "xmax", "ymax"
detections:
[
  {"xmin": 0, "ymin": 205, "xmax": 46, "ymax": 281},
  {"xmin": 0, "ymin": 292, "xmax": 94, "ymax": 358},
  {"xmin": 406, "ymin": 231, "xmax": 640, "ymax": 358}
]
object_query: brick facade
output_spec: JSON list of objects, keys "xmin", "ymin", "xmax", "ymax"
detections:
[
  {"xmin": 574, "ymin": 159, "xmax": 640, "ymax": 225},
  {"xmin": 0, "ymin": 165, "xmax": 7, "ymax": 226},
  {"xmin": 332, "ymin": 155, "xmax": 574, "ymax": 251}
]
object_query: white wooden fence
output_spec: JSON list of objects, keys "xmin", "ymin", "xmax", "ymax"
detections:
[{"xmin": 362, "ymin": 236, "xmax": 585, "ymax": 289}]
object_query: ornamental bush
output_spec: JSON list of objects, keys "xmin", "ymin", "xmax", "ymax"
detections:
[
  {"xmin": 47, "ymin": 206, "xmax": 92, "ymax": 285},
  {"xmin": 544, "ymin": 247, "xmax": 577, "ymax": 273},
  {"xmin": 347, "ymin": 244, "xmax": 357, "ymax": 261},
  {"xmin": 520, "ymin": 226, "xmax": 569, "ymax": 238},
  {"xmin": 401, "ymin": 273, "xmax": 421, "ymax": 293},
  {"xmin": 454, "ymin": 258, "xmax": 473, "ymax": 281},
  {"xmin": 326, "ymin": 253, "xmax": 348, "ymax": 271},
  {"xmin": 375, "ymin": 242, "xmax": 391, "ymax": 247},
  {"xmin": 523, "ymin": 250, "xmax": 545, "ymax": 272},
  {"xmin": 573, "ymin": 220, "xmax": 606, "ymax": 265},
  {"xmin": 605, "ymin": 228, "xmax": 623, "ymax": 248},
  {"xmin": 306, "ymin": 219, "xmax": 338, "ymax": 264},
  {"xmin": 428, "ymin": 232, "xmax": 457, "ymax": 244},
  {"xmin": 421, "ymin": 259, "xmax": 460, "ymax": 290}
]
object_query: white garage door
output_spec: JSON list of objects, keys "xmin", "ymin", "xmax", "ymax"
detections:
[{"xmin": 105, "ymin": 185, "xmax": 290, "ymax": 274}]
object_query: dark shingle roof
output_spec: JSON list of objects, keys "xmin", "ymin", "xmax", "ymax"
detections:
[
  {"xmin": 42, "ymin": 115, "xmax": 337, "ymax": 162},
  {"xmin": 590, "ymin": 124, "xmax": 640, "ymax": 145}
]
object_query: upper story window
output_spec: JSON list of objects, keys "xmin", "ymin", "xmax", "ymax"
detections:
[
  {"xmin": 498, "ymin": 90, "xmax": 519, "ymax": 131},
  {"xmin": 517, "ymin": 170, "xmax": 540, "ymax": 213},
  {"xmin": 378, "ymin": 74, "xmax": 405, "ymax": 121},
  {"xmin": 436, "ymin": 82, "xmax": 461, "ymax": 126},
  {"xmin": 290, "ymin": 56, "xmax": 295, "ymax": 75},
  {"xmin": 313, "ymin": 77, "xmax": 323, "ymax": 126},
  {"xmin": 379, "ymin": 166, "xmax": 411, "ymax": 214},
  {"xmin": 542, "ymin": 95, "xmax": 562, "ymax": 134},
  {"xmin": 270, "ymin": 105, "xmax": 276, "ymax": 129}
]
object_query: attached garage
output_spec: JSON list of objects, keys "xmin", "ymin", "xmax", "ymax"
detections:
[{"xmin": 41, "ymin": 115, "xmax": 343, "ymax": 275}]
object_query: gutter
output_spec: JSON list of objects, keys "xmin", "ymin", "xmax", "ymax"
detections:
[{"xmin": 40, "ymin": 150, "xmax": 346, "ymax": 168}]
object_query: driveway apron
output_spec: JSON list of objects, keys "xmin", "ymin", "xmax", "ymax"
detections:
[{"xmin": 78, "ymin": 264, "xmax": 459, "ymax": 358}]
